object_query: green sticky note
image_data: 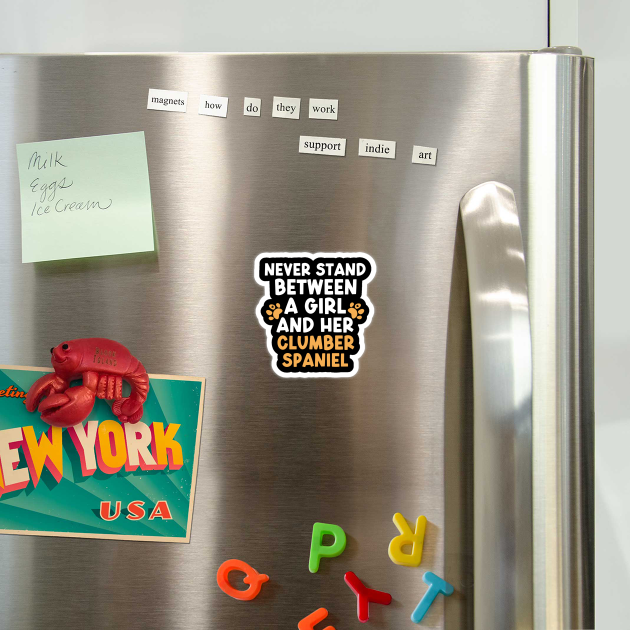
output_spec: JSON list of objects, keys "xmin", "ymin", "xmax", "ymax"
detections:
[{"xmin": 16, "ymin": 132, "xmax": 155, "ymax": 263}]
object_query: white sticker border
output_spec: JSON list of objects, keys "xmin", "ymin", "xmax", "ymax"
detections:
[{"xmin": 254, "ymin": 252, "xmax": 377, "ymax": 379}]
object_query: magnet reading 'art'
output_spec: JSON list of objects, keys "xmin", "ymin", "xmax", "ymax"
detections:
[
  {"xmin": 25, "ymin": 338, "xmax": 149, "ymax": 427},
  {"xmin": 255, "ymin": 253, "xmax": 376, "ymax": 378},
  {"xmin": 216, "ymin": 559, "xmax": 269, "ymax": 601}
]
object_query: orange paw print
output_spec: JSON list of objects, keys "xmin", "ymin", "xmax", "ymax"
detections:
[
  {"xmin": 348, "ymin": 302, "xmax": 365, "ymax": 320},
  {"xmin": 266, "ymin": 303, "xmax": 283, "ymax": 320}
]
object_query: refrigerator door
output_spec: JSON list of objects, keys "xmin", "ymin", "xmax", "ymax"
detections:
[{"xmin": 0, "ymin": 52, "xmax": 593, "ymax": 629}]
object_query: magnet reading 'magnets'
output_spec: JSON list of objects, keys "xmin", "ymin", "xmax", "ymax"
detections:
[{"xmin": 26, "ymin": 338, "xmax": 149, "ymax": 427}]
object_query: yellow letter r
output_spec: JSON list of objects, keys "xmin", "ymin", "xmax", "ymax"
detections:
[{"xmin": 388, "ymin": 512, "xmax": 427, "ymax": 567}]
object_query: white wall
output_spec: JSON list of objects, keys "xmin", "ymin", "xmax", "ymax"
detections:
[
  {"xmin": 577, "ymin": 1, "xmax": 629, "ymax": 627},
  {"xmin": 0, "ymin": 0, "xmax": 547, "ymax": 53},
  {"xmin": 11, "ymin": 1, "xmax": 628, "ymax": 628}
]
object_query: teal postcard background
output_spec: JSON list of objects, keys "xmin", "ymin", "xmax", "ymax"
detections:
[{"xmin": 0, "ymin": 367, "xmax": 204, "ymax": 542}]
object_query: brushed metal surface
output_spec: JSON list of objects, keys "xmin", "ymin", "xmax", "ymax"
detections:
[
  {"xmin": 527, "ymin": 52, "xmax": 595, "ymax": 629},
  {"xmin": 0, "ymin": 52, "xmax": 593, "ymax": 629},
  {"xmin": 460, "ymin": 182, "xmax": 533, "ymax": 630}
]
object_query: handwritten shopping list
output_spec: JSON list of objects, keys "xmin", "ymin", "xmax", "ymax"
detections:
[{"xmin": 16, "ymin": 132, "xmax": 154, "ymax": 263}]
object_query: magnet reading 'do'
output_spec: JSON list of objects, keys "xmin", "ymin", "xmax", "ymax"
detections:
[
  {"xmin": 255, "ymin": 253, "xmax": 376, "ymax": 378},
  {"xmin": 26, "ymin": 338, "xmax": 149, "ymax": 427}
]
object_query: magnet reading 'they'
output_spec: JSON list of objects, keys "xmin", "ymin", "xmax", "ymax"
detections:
[{"xmin": 255, "ymin": 253, "xmax": 376, "ymax": 378}]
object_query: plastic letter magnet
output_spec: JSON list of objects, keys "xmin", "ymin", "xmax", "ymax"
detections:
[
  {"xmin": 344, "ymin": 571, "xmax": 392, "ymax": 622},
  {"xmin": 216, "ymin": 559, "xmax": 269, "ymax": 601},
  {"xmin": 309, "ymin": 522, "xmax": 347, "ymax": 573},
  {"xmin": 298, "ymin": 607, "xmax": 335, "ymax": 630},
  {"xmin": 410, "ymin": 571, "xmax": 454, "ymax": 623},
  {"xmin": 388, "ymin": 512, "xmax": 427, "ymax": 567}
]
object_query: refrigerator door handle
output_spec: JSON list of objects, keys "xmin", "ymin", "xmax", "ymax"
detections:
[{"xmin": 460, "ymin": 181, "xmax": 533, "ymax": 629}]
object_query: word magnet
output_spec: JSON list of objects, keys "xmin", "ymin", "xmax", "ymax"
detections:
[
  {"xmin": 309, "ymin": 522, "xmax": 346, "ymax": 573},
  {"xmin": 216, "ymin": 559, "xmax": 269, "ymax": 601},
  {"xmin": 411, "ymin": 145, "xmax": 438, "ymax": 165},
  {"xmin": 308, "ymin": 98, "xmax": 338, "ymax": 120},
  {"xmin": 358, "ymin": 138, "xmax": 396, "ymax": 159},
  {"xmin": 388, "ymin": 512, "xmax": 427, "ymax": 567},
  {"xmin": 244, "ymin": 97, "xmax": 262, "ymax": 116},
  {"xmin": 299, "ymin": 136, "xmax": 346, "ymax": 157},
  {"xmin": 147, "ymin": 88, "xmax": 187, "ymax": 112},
  {"xmin": 198, "ymin": 95, "xmax": 228, "ymax": 118},
  {"xmin": 272, "ymin": 96, "xmax": 300, "ymax": 119}
]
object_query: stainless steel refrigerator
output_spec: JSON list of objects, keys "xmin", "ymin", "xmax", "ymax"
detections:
[{"xmin": 0, "ymin": 50, "xmax": 593, "ymax": 629}]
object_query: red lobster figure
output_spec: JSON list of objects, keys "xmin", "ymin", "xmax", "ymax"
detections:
[{"xmin": 26, "ymin": 338, "xmax": 150, "ymax": 428}]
